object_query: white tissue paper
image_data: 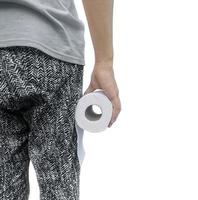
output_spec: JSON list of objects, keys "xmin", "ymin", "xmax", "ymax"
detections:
[{"xmin": 75, "ymin": 89, "xmax": 113, "ymax": 166}]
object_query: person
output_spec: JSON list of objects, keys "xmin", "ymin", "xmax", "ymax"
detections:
[{"xmin": 0, "ymin": 0, "xmax": 121, "ymax": 199}]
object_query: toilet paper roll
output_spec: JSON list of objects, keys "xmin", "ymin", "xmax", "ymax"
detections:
[{"xmin": 75, "ymin": 89, "xmax": 113, "ymax": 166}]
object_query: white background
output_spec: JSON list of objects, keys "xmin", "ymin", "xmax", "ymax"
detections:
[{"xmin": 30, "ymin": 0, "xmax": 198, "ymax": 199}]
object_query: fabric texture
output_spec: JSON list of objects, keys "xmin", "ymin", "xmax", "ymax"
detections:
[
  {"xmin": 0, "ymin": 0, "xmax": 85, "ymax": 65},
  {"xmin": 0, "ymin": 46, "xmax": 84, "ymax": 199}
]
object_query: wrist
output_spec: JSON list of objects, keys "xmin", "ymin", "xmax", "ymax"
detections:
[
  {"xmin": 94, "ymin": 61, "xmax": 113, "ymax": 72},
  {"xmin": 95, "ymin": 49, "xmax": 113, "ymax": 63},
  {"xmin": 95, "ymin": 57, "xmax": 113, "ymax": 68}
]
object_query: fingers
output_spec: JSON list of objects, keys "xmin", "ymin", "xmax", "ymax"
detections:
[
  {"xmin": 108, "ymin": 94, "xmax": 121, "ymax": 127},
  {"xmin": 84, "ymin": 83, "xmax": 121, "ymax": 128}
]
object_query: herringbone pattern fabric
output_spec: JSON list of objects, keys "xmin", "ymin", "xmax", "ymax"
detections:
[{"xmin": 0, "ymin": 46, "xmax": 84, "ymax": 200}]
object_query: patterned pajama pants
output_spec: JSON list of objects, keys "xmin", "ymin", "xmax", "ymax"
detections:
[{"xmin": 0, "ymin": 46, "xmax": 84, "ymax": 200}]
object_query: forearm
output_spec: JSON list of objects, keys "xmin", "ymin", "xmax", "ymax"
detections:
[
  {"xmin": 82, "ymin": 0, "xmax": 114, "ymax": 67},
  {"xmin": 82, "ymin": 0, "xmax": 121, "ymax": 127}
]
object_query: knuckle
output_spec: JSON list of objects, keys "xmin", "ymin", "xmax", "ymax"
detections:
[
  {"xmin": 117, "ymin": 106, "xmax": 121, "ymax": 112},
  {"xmin": 116, "ymin": 89, "xmax": 119, "ymax": 96}
]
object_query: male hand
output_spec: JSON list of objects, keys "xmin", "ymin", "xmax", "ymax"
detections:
[{"xmin": 84, "ymin": 62, "xmax": 121, "ymax": 127}]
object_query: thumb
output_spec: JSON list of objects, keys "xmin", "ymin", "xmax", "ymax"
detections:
[{"xmin": 84, "ymin": 85, "xmax": 95, "ymax": 95}]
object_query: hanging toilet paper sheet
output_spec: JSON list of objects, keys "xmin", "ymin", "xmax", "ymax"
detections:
[{"xmin": 75, "ymin": 89, "xmax": 113, "ymax": 166}]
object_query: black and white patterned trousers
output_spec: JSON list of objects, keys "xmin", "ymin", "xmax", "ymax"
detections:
[{"xmin": 0, "ymin": 46, "xmax": 84, "ymax": 200}]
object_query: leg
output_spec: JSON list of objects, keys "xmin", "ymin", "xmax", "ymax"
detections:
[
  {"xmin": 27, "ymin": 95, "xmax": 81, "ymax": 200},
  {"xmin": 0, "ymin": 109, "xmax": 30, "ymax": 200}
]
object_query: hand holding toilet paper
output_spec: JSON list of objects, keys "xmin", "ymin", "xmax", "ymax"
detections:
[{"xmin": 75, "ymin": 89, "xmax": 113, "ymax": 166}]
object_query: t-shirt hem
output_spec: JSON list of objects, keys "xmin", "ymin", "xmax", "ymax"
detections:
[{"xmin": 0, "ymin": 39, "xmax": 85, "ymax": 66}]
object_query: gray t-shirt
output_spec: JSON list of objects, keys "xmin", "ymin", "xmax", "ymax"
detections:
[{"xmin": 0, "ymin": 0, "xmax": 85, "ymax": 65}]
